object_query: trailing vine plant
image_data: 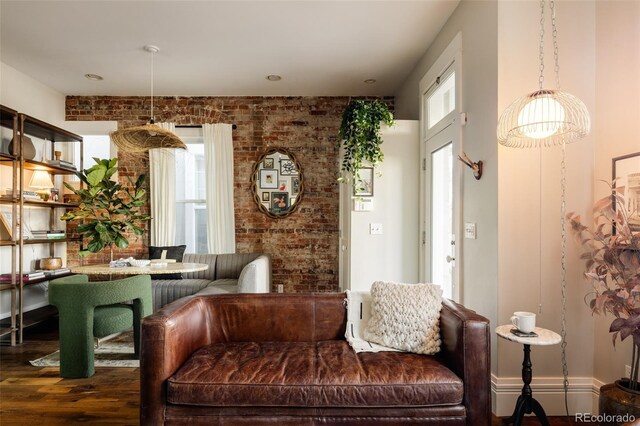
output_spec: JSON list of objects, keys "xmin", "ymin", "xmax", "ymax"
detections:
[{"xmin": 338, "ymin": 99, "xmax": 394, "ymax": 178}]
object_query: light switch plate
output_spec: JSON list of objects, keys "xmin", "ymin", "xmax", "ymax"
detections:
[
  {"xmin": 464, "ymin": 222, "xmax": 477, "ymax": 239},
  {"xmin": 370, "ymin": 223, "xmax": 383, "ymax": 235},
  {"xmin": 353, "ymin": 198, "xmax": 374, "ymax": 211}
]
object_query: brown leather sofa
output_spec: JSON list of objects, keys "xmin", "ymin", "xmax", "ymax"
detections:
[{"xmin": 141, "ymin": 293, "xmax": 491, "ymax": 425}]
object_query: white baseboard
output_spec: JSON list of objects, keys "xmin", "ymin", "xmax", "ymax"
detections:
[{"xmin": 492, "ymin": 374, "xmax": 605, "ymax": 417}]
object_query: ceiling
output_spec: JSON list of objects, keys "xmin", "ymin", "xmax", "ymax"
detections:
[{"xmin": 0, "ymin": 1, "xmax": 459, "ymax": 97}]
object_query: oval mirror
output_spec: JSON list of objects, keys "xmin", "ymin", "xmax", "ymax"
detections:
[{"xmin": 250, "ymin": 148, "xmax": 304, "ymax": 218}]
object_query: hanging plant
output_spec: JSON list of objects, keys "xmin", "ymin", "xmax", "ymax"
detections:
[{"xmin": 338, "ymin": 99, "xmax": 394, "ymax": 175}]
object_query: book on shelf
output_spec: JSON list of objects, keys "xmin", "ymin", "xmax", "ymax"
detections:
[
  {"xmin": 39, "ymin": 268, "xmax": 70, "ymax": 277},
  {"xmin": 0, "ymin": 271, "xmax": 46, "ymax": 282},
  {"xmin": 2, "ymin": 190, "xmax": 40, "ymax": 200},
  {"xmin": 31, "ymin": 230, "xmax": 66, "ymax": 240},
  {"xmin": 45, "ymin": 160, "xmax": 76, "ymax": 170}
]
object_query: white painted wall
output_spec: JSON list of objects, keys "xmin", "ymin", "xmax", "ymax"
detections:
[
  {"xmin": 344, "ymin": 121, "xmax": 420, "ymax": 292},
  {"xmin": 394, "ymin": 0, "xmax": 500, "ymax": 373},
  {"xmin": 592, "ymin": 0, "xmax": 640, "ymax": 385},
  {"xmin": 0, "ymin": 61, "xmax": 67, "ymax": 318}
]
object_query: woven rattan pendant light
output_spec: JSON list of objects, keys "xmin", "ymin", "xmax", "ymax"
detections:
[
  {"xmin": 110, "ymin": 45, "xmax": 186, "ymax": 153},
  {"xmin": 497, "ymin": 0, "xmax": 591, "ymax": 416},
  {"xmin": 497, "ymin": 2, "xmax": 590, "ymax": 147}
]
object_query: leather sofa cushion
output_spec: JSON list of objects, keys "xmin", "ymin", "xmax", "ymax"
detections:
[{"xmin": 167, "ymin": 340, "xmax": 463, "ymax": 408}]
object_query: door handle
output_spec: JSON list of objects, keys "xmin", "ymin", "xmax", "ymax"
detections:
[{"xmin": 446, "ymin": 255, "xmax": 455, "ymax": 263}]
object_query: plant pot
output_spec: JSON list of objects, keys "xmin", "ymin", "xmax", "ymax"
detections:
[{"xmin": 599, "ymin": 380, "xmax": 640, "ymax": 425}]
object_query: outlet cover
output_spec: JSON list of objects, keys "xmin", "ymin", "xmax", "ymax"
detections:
[
  {"xmin": 464, "ymin": 222, "xmax": 477, "ymax": 239},
  {"xmin": 370, "ymin": 223, "xmax": 383, "ymax": 235},
  {"xmin": 276, "ymin": 284, "xmax": 284, "ymax": 293},
  {"xmin": 626, "ymin": 364, "xmax": 631, "ymax": 378}
]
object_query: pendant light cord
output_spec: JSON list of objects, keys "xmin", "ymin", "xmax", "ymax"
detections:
[
  {"xmin": 540, "ymin": 0, "xmax": 570, "ymax": 415},
  {"xmin": 150, "ymin": 48, "xmax": 154, "ymax": 123},
  {"xmin": 538, "ymin": 0, "xmax": 545, "ymax": 90},
  {"xmin": 560, "ymin": 138, "xmax": 569, "ymax": 416},
  {"xmin": 550, "ymin": 0, "xmax": 561, "ymax": 89}
]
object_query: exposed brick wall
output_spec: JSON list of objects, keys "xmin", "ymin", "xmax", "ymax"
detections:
[{"xmin": 65, "ymin": 96, "xmax": 393, "ymax": 292}]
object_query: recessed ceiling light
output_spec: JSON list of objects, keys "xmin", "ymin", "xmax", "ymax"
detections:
[
  {"xmin": 266, "ymin": 75, "xmax": 282, "ymax": 82},
  {"xmin": 364, "ymin": 79, "xmax": 377, "ymax": 84},
  {"xmin": 84, "ymin": 73, "xmax": 103, "ymax": 81}
]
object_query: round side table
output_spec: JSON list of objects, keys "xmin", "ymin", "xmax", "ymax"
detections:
[{"xmin": 496, "ymin": 325, "xmax": 562, "ymax": 426}]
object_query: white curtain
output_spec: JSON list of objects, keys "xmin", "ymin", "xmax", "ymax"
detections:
[
  {"xmin": 149, "ymin": 122, "xmax": 177, "ymax": 246},
  {"xmin": 203, "ymin": 123, "xmax": 235, "ymax": 253}
]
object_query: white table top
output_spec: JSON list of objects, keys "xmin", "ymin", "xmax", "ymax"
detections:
[
  {"xmin": 496, "ymin": 325, "xmax": 562, "ymax": 346},
  {"xmin": 70, "ymin": 262, "xmax": 209, "ymax": 276}
]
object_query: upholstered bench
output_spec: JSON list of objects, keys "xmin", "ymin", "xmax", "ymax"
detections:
[{"xmin": 151, "ymin": 253, "xmax": 271, "ymax": 310}]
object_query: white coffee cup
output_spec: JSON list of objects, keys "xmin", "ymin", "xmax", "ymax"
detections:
[{"xmin": 511, "ymin": 312, "xmax": 536, "ymax": 333}]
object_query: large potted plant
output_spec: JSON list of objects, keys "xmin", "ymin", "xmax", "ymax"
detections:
[
  {"xmin": 61, "ymin": 157, "xmax": 150, "ymax": 260},
  {"xmin": 567, "ymin": 183, "xmax": 640, "ymax": 418},
  {"xmin": 338, "ymin": 99, "xmax": 394, "ymax": 176}
]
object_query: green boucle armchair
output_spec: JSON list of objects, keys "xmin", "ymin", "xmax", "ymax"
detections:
[{"xmin": 49, "ymin": 274, "xmax": 152, "ymax": 378}]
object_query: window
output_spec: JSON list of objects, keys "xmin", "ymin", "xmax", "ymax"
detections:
[
  {"xmin": 426, "ymin": 70, "xmax": 455, "ymax": 130},
  {"xmin": 68, "ymin": 135, "xmax": 116, "ymax": 181},
  {"xmin": 174, "ymin": 128, "xmax": 208, "ymax": 253}
]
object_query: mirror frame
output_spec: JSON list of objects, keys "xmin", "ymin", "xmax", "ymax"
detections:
[{"xmin": 250, "ymin": 147, "xmax": 305, "ymax": 219}]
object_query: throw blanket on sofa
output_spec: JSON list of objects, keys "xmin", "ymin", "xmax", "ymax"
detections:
[{"xmin": 344, "ymin": 290, "xmax": 400, "ymax": 353}]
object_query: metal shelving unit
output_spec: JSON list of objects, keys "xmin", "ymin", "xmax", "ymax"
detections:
[{"xmin": 0, "ymin": 106, "xmax": 83, "ymax": 345}]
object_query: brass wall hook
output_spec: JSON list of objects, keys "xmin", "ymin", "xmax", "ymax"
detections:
[{"xmin": 458, "ymin": 152, "xmax": 483, "ymax": 180}]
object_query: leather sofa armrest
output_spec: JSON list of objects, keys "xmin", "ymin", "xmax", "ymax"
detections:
[
  {"xmin": 439, "ymin": 299, "xmax": 491, "ymax": 426},
  {"xmin": 140, "ymin": 296, "xmax": 213, "ymax": 425},
  {"xmin": 237, "ymin": 254, "xmax": 272, "ymax": 293}
]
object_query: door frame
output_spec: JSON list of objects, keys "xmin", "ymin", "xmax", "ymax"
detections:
[{"xmin": 418, "ymin": 32, "xmax": 463, "ymax": 301}]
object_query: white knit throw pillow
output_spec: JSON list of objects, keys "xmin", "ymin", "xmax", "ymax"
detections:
[{"xmin": 364, "ymin": 281, "xmax": 443, "ymax": 355}]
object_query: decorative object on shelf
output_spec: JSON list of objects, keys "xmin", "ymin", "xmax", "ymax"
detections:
[
  {"xmin": 49, "ymin": 188, "xmax": 59, "ymax": 202},
  {"xmin": 353, "ymin": 167, "xmax": 374, "ymax": 197},
  {"xmin": 496, "ymin": 0, "xmax": 591, "ymax": 414},
  {"xmin": 250, "ymin": 148, "xmax": 304, "ymax": 219},
  {"xmin": 39, "ymin": 257, "xmax": 63, "ymax": 270},
  {"xmin": 110, "ymin": 45, "xmax": 185, "ymax": 153},
  {"xmin": 338, "ymin": 99, "xmax": 394, "ymax": 175},
  {"xmin": 0, "ymin": 210, "xmax": 33, "ymax": 239},
  {"xmin": 28, "ymin": 170, "xmax": 54, "ymax": 201},
  {"xmin": 612, "ymin": 152, "xmax": 640, "ymax": 234},
  {"xmin": 567, "ymin": 182, "xmax": 640, "ymax": 418},
  {"xmin": 457, "ymin": 152, "xmax": 483, "ymax": 180},
  {"xmin": 8, "ymin": 134, "xmax": 35, "ymax": 160},
  {"xmin": 54, "ymin": 150, "xmax": 62, "ymax": 161},
  {"xmin": 61, "ymin": 157, "xmax": 150, "ymax": 260}
]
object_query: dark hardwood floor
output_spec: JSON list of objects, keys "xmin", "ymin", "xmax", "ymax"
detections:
[{"xmin": 0, "ymin": 318, "xmax": 581, "ymax": 425}]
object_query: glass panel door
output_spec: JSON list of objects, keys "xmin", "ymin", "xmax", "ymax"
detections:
[{"xmin": 430, "ymin": 141, "xmax": 454, "ymax": 299}]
